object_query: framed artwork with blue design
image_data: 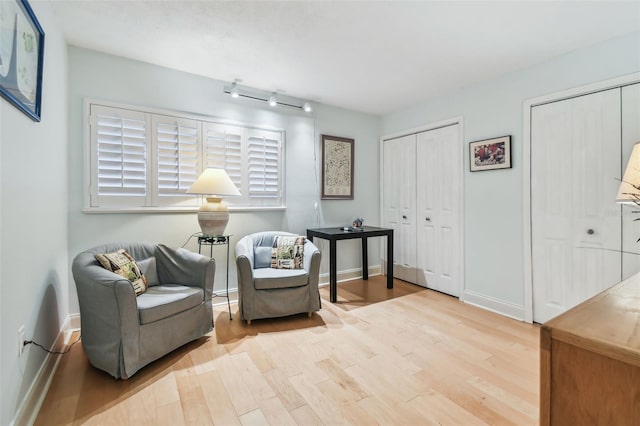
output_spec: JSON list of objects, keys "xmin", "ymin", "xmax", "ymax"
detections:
[{"xmin": 0, "ymin": 0, "xmax": 45, "ymax": 121}]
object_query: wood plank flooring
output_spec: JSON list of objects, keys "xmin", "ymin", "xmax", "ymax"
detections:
[{"xmin": 35, "ymin": 277, "xmax": 539, "ymax": 425}]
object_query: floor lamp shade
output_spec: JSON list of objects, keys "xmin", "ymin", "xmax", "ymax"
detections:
[
  {"xmin": 187, "ymin": 168, "xmax": 241, "ymax": 236},
  {"xmin": 617, "ymin": 142, "xmax": 640, "ymax": 204}
]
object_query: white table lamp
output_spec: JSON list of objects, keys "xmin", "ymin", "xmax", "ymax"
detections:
[
  {"xmin": 617, "ymin": 142, "xmax": 640, "ymax": 204},
  {"xmin": 187, "ymin": 168, "xmax": 241, "ymax": 236}
]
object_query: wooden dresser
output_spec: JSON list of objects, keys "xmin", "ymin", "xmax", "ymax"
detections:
[{"xmin": 540, "ymin": 273, "xmax": 640, "ymax": 425}]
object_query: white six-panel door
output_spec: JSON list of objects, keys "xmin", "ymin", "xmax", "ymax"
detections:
[
  {"xmin": 382, "ymin": 123, "xmax": 462, "ymax": 297},
  {"xmin": 416, "ymin": 124, "xmax": 461, "ymax": 296},
  {"xmin": 531, "ymin": 88, "xmax": 622, "ymax": 323},
  {"xmin": 383, "ymin": 134, "xmax": 417, "ymax": 283}
]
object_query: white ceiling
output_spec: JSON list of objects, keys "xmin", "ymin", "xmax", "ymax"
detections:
[{"xmin": 50, "ymin": 1, "xmax": 640, "ymax": 116}]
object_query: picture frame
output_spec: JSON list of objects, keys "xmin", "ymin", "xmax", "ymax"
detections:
[
  {"xmin": 321, "ymin": 134, "xmax": 354, "ymax": 200},
  {"xmin": 469, "ymin": 135, "xmax": 512, "ymax": 172},
  {"xmin": 0, "ymin": 0, "xmax": 45, "ymax": 121}
]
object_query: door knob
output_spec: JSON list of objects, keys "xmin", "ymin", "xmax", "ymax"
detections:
[
  {"xmin": 402, "ymin": 215, "xmax": 407, "ymax": 219},
  {"xmin": 587, "ymin": 229, "xmax": 594, "ymax": 235},
  {"xmin": 425, "ymin": 217, "xmax": 431, "ymax": 221}
]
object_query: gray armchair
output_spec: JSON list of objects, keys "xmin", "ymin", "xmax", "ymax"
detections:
[
  {"xmin": 235, "ymin": 231, "xmax": 322, "ymax": 324},
  {"xmin": 72, "ymin": 243, "xmax": 214, "ymax": 379}
]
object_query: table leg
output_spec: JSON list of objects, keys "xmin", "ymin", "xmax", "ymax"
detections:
[
  {"xmin": 387, "ymin": 232, "xmax": 394, "ymax": 289},
  {"xmin": 361, "ymin": 236, "xmax": 368, "ymax": 280},
  {"xmin": 330, "ymin": 239, "xmax": 337, "ymax": 303},
  {"xmin": 226, "ymin": 240, "xmax": 232, "ymax": 320}
]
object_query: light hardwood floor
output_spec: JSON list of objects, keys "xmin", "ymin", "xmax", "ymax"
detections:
[{"xmin": 35, "ymin": 277, "xmax": 540, "ymax": 425}]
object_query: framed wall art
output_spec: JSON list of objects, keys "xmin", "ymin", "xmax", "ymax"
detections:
[
  {"xmin": 321, "ymin": 134, "xmax": 354, "ymax": 200},
  {"xmin": 0, "ymin": 0, "xmax": 45, "ymax": 121},
  {"xmin": 469, "ymin": 135, "xmax": 512, "ymax": 171}
]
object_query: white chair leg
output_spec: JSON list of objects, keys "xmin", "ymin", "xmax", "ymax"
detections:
[
  {"xmin": 247, "ymin": 319, "xmax": 251, "ymax": 325},
  {"xmin": 308, "ymin": 312, "xmax": 312, "ymax": 318}
]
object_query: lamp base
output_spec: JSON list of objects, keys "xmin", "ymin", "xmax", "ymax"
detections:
[{"xmin": 197, "ymin": 197, "xmax": 229, "ymax": 236}]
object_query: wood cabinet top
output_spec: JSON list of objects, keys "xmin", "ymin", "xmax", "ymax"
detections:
[{"xmin": 542, "ymin": 273, "xmax": 640, "ymax": 367}]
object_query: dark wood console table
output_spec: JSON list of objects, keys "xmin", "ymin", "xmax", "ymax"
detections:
[{"xmin": 306, "ymin": 226, "xmax": 394, "ymax": 303}]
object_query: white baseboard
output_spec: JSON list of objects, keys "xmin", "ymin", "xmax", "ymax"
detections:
[
  {"xmin": 462, "ymin": 290, "xmax": 525, "ymax": 321},
  {"xmin": 319, "ymin": 264, "xmax": 382, "ymax": 286},
  {"xmin": 212, "ymin": 287, "xmax": 238, "ymax": 307},
  {"xmin": 12, "ymin": 315, "xmax": 80, "ymax": 426}
]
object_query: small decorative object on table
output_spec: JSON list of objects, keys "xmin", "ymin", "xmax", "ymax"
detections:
[{"xmin": 342, "ymin": 218, "xmax": 364, "ymax": 232}]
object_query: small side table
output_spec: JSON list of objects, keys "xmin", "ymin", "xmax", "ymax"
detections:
[{"xmin": 196, "ymin": 233, "xmax": 232, "ymax": 320}]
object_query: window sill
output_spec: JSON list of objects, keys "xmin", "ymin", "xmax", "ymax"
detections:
[{"xmin": 82, "ymin": 206, "xmax": 287, "ymax": 214}]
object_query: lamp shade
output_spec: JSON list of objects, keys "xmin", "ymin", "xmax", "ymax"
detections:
[
  {"xmin": 187, "ymin": 168, "xmax": 241, "ymax": 196},
  {"xmin": 617, "ymin": 142, "xmax": 640, "ymax": 204}
]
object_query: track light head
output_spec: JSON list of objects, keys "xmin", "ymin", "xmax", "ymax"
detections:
[
  {"xmin": 268, "ymin": 93, "xmax": 277, "ymax": 107},
  {"xmin": 230, "ymin": 82, "xmax": 239, "ymax": 98},
  {"xmin": 303, "ymin": 102, "xmax": 312, "ymax": 113}
]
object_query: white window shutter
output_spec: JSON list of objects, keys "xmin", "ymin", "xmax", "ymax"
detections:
[
  {"xmin": 203, "ymin": 123, "xmax": 243, "ymax": 191},
  {"xmin": 247, "ymin": 129, "xmax": 281, "ymax": 198},
  {"xmin": 154, "ymin": 116, "xmax": 199, "ymax": 198},
  {"xmin": 90, "ymin": 105, "xmax": 149, "ymax": 206},
  {"xmin": 87, "ymin": 100, "xmax": 285, "ymax": 211}
]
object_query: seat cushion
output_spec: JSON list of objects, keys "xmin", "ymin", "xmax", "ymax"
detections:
[
  {"xmin": 253, "ymin": 268, "xmax": 308, "ymax": 290},
  {"xmin": 136, "ymin": 284, "xmax": 203, "ymax": 325}
]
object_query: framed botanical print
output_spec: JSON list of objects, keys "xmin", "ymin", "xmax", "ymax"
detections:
[{"xmin": 321, "ymin": 134, "xmax": 354, "ymax": 199}]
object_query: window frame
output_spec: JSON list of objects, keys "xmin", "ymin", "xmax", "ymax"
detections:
[{"xmin": 83, "ymin": 99, "xmax": 286, "ymax": 213}]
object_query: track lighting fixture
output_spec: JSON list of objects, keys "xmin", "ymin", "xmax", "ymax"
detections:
[{"xmin": 224, "ymin": 82, "xmax": 312, "ymax": 113}]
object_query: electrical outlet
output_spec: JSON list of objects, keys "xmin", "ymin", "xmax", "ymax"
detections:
[{"xmin": 18, "ymin": 325, "xmax": 25, "ymax": 357}]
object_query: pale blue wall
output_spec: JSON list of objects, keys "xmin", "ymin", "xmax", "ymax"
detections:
[
  {"xmin": 67, "ymin": 47, "xmax": 382, "ymax": 314},
  {"xmin": 0, "ymin": 2, "xmax": 69, "ymax": 424},
  {"xmin": 382, "ymin": 32, "xmax": 640, "ymax": 315}
]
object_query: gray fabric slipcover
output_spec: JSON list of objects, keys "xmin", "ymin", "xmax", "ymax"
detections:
[
  {"xmin": 235, "ymin": 231, "xmax": 321, "ymax": 323},
  {"xmin": 72, "ymin": 242, "xmax": 215, "ymax": 379}
]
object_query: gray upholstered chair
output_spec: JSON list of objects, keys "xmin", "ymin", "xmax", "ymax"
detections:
[
  {"xmin": 72, "ymin": 243, "xmax": 214, "ymax": 379},
  {"xmin": 235, "ymin": 231, "xmax": 322, "ymax": 324}
]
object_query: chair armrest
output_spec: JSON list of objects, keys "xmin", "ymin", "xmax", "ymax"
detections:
[
  {"xmin": 156, "ymin": 244, "xmax": 215, "ymax": 301},
  {"xmin": 303, "ymin": 240, "xmax": 322, "ymax": 287},
  {"xmin": 72, "ymin": 255, "xmax": 140, "ymax": 358},
  {"xmin": 234, "ymin": 235, "xmax": 256, "ymax": 291}
]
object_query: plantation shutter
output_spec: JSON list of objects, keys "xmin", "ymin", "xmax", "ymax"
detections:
[
  {"xmin": 90, "ymin": 105, "xmax": 149, "ymax": 207},
  {"xmin": 154, "ymin": 116, "xmax": 200, "ymax": 197},
  {"xmin": 87, "ymin": 100, "xmax": 285, "ymax": 210},
  {"xmin": 203, "ymin": 123, "xmax": 243, "ymax": 191},
  {"xmin": 247, "ymin": 129, "xmax": 281, "ymax": 198}
]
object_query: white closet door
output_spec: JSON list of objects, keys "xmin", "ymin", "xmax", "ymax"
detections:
[
  {"xmin": 416, "ymin": 124, "xmax": 461, "ymax": 296},
  {"xmin": 532, "ymin": 88, "xmax": 621, "ymax": 323},
  {"xmin": 383, "ymin": 134, "xmax": 417, "ymax": 283},
  {"xmin": 622, "ymin": 83, "xmax": 640, "ymax": 279}
]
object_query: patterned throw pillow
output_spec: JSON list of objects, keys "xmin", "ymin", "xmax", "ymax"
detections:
[
  {"xmin": 271, "ymin": 235, "xmax": 306, "ymax": 269},
  {"xmin": 95, "ymin": 249, "xmax": 148, "ymax": 295}
]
